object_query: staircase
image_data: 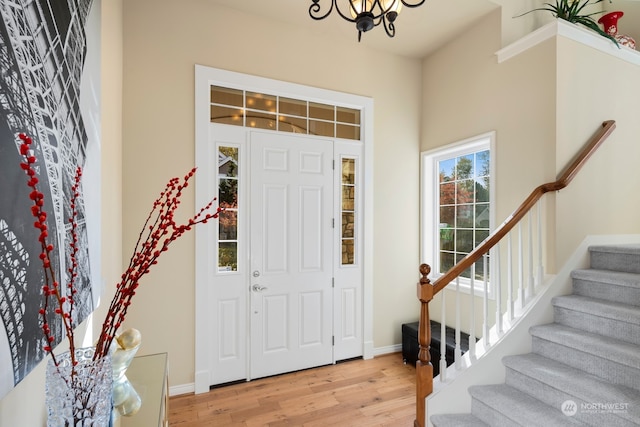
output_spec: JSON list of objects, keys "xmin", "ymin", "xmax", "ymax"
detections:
[{"xmin": 431, "ymin": 244, "xmax": 640, "ymax": 427}]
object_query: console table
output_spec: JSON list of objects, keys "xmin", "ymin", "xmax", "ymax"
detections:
[{"xmin": 111, "ymin": 352, "xmax": 169, "ymax": 427}]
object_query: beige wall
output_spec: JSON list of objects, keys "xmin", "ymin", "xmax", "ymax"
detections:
[
  {"xmin": 422, "ymin": 10, "xmax": 557, "ymax": 211},
  {"xmin": 121, "ymin": 0, "xmax": 422, "ymax": 389},
  {"xmin": 421, "ymin": 10, "xmax": 557, "ymax": 332},
  {"xmin": 5, "ymin": 1, "xmax": 638, "ymax": 422},
  {"xmin": 422, "ymin": 7, "xmax": 640, "ymax": 333},
  {"xmin": 555, "ymin": 37, "xmax": 640, "ymax": 264},
  {"xmin": 0, "ymin": 0, "xmax": 124, "ymax": 425}
]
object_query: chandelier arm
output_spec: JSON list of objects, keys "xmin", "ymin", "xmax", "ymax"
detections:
[
  {"xmin": 401, "ymin": 0, "xmax": 426, "ymax": 8},
  {"xmin": 382, "ymin": 15, "xmax": 396, "ymax": 38},
  {"xmin": 309, "ymin": 0, "xmax": 334, "ymax": 21},
  {"xmin": 368, "ymin": 0, "xmax": 397, "ymax": 21},
  {"xmin": 309, "ymin": 0, "xmax": 425, "ymax": 39},
  {"xmin": 309, "ymin": 0, "xmax": 357, "ymax": 23},
  {"xmin": 345, "ymin": 0, "xmax": 397, "ymax": 22},
  {"xmin": 334, "ymin": 1, "xmax": 359, "ymax": 23}
]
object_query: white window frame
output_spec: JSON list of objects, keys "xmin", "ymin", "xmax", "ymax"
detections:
[
  {"xmin": 421, "ymin": 132, "xmax": 496, "ymax": 295},
  {"xmin": 216, "ymin": 142, "xmax": 242, "ymax": 275}
]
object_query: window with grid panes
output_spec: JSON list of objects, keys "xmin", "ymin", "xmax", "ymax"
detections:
[
  {"xmin": 218, "ymin": 146, "xmax": 239, "ymax": 272},
  {"xmin": 421, "ymin": 133, "xmax": 494, "ymax": 290},
  {"xmin": 209, "ymin": 86, "xmax": 361, "ymax": 141}
]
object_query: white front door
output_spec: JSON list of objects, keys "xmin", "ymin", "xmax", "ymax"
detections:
[{"xmin": 249, "ymin": 131, "xmax": 334, "ymax": 379}]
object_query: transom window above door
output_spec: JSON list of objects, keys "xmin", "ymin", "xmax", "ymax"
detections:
[{"xmin": 209, "ymin": 86, "xmax": 361, "ymax": 140}]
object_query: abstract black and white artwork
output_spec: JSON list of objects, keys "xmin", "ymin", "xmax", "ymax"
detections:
[{"xmin": 0, "ymin": 0, "xmax": 101, "ymax": 400}]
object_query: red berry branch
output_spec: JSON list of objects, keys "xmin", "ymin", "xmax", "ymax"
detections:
[
  {"xmin": 93, "ymin": 168, "xmax": 222, "ymax": 359},
  {"xmin": 18, "ymin": 133, "xmax": 79, "ymax": 367},
  {"xmin": 17, "ymin": 133, "xmax": 222, "ymax": 366}
]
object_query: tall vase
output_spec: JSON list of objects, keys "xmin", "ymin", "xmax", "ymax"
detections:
[
  {"xmin": 598, "ymin": 11, "xmax": 636, "ymax": 50},
  {"xmin": 45, "ymin": 347, "xmax": 113, "ymax": 427}
]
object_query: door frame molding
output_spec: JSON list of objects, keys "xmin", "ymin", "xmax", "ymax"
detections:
[{"xmin": 193, "ymin": 65, "xmax": 374, "ymax": 394}]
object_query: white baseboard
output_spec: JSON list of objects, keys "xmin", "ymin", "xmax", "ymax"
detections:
[
  {"xmin": 373, "ymin": 343, "xmax": 402, "ymax": 357},
  {"xmin": 169, "ymin": 382, "xmax": 195, "ymax": 397}
]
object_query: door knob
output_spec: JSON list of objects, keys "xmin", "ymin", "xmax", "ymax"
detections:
[{"xmin": 252, "ymin": 284, "xmax": 268, "ymax": 292}]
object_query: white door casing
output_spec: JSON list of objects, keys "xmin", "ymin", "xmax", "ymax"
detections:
[
  {"xmin": 333, "ymin": 142, "xmax": 364, "ymax": 361},
  {"xmin": 194, "ymin": 65, "xmax": 374, "ymax": 394},
  {"xmin": 249, "ymin": 131, "xmax": 333, "ymax": 378}
]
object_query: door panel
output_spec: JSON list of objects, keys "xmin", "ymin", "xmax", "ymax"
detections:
[
  {"xmin": 300, "ymin": 186, "xmax": 323, "ymax": 271},
  {"xmin": 263, "ymin": 184, "xmax": 288, "ymax": 273},
  {"xmin": 207, "ymin": 125, "xmax": 248, "ymax": 386},
  {"xmin": 250, "ymin": 131, "xmax": 333, "ymax": 379},
  {"xmin": 218, "ymin": 299, "xmax": 241, "ymax": 361},
  {"xmin": 263, "ymin": 294, "xmax": 288, "ymax": 351}
]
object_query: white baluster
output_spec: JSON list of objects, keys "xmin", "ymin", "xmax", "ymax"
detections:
[
  {"xmin": 537, "ymin": 199, "xmax": 544, "ymax": 287},
  {"xmin": 482, "ymin": 255, "xmax": 489, "ymax": 347},
  {"xmin": 518, "ymin": 222, "xmax": 524, "ymax": 309},
  {"xmin": 507, "ymin": 233, "xmax": 514, "ymax": 322},
  {"xmin": 495, "ymin": 245, "xmax": 502, "ymax": 335},
  {"xmin": 440, "ymin": 292, "xmax": 447, "ymax": 381},
  {"xmin": 455, "ymin": 278, "xmax": 461, "ymax": 370},
  {"xmin": 528, "ymin": 211, "xmax": 535, "ymax": 299},
  {"xmin": 469, "ymin": 263, "xmax": 476, "ymax": 359}
]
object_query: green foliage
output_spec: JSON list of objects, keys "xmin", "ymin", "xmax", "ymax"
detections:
[
  {"xmin": 219, "ymin": 246, "xmax": 238, "ymax": 271},
  {"xmin": 516, "ymin": 0, "xmax": 619, "ymax": 47}
]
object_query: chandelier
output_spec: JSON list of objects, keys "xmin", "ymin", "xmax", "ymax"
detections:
[{"xmin": 309, "ymin": 0, "xmax": 426, "ymax": 41}]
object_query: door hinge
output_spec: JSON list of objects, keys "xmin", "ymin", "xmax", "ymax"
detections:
[
  {"xmin": 332, "ymin": 159, "xmax": 335, "ymax": 170},
  {"xmin": 332, "ymin": 277, "xmax": 335, "ymax": 288},
  {"xmin": 332, "ymin": 336, "xmax": 335, "ymax": 346}
]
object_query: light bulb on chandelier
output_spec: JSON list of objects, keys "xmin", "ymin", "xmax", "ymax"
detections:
[{"xmin": 309, "ymin": 0, "xmax": 425, "ymax": 42}]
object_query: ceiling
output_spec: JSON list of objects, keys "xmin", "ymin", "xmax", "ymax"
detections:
[{"xmin": 211, "ymin": 0, "xmax": 501, "ymax": 59}]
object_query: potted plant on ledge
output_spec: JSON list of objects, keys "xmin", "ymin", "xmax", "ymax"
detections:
[{"xmin": 517, "ymin": 0, "xmax": 619, "ymax": 47}]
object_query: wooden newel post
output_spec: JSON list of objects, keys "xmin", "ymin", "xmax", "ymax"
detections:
[{"xmin": 414, "ymin": 263, "xmax": 433, "ymax": 427}]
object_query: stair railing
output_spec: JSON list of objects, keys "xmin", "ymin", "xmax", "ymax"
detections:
[{"xmin": 414, "ymin": 120, "xmax": 616, "ymax": 427}]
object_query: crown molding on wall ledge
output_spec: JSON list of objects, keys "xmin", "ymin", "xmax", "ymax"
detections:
[{"xmin": 496, "ymin": 19, "xmax": 640, "ymax": 66}]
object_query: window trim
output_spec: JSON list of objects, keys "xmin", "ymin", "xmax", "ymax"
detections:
[
  {"xmin": 216, "ymin": 143, "xmax": 241, "ymax": 274},
  {"xmin": 339, "ymin": 155, "xmax": 359, "ymax": 267},
  {"xmin": 421, "ymin": 132, "xmax": 496, "ymax": 295}
]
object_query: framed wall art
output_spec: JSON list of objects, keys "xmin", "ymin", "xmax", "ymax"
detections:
[{"xmin": 0, "ymin": 0, "xmax": 101, "ymax": 400}]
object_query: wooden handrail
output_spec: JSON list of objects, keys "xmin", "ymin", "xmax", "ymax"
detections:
[
  {"xmin": 414, "ymin": 120, "xmax": 616, "ymax": 427},
  {"xmin": 432, "ymin": 119, "xmax": 615, "ymax": 295}
]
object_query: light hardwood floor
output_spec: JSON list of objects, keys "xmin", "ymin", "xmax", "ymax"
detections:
[{"xmin": 169, "ymin": 352, "xmax": 416, "ymax": 426}]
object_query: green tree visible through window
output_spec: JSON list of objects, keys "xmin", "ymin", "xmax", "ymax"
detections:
[
  {"xmin": 438, "ymin": 150, "xmax": 490, "ymax": 280},
  {"xmin": 218, "ymin": 146, "xmax": 239, "ymax": 272}
]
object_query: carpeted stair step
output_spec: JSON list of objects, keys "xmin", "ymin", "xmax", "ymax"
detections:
[
  {"xmin": 503, "ymin": 353, "xmax": 640, "ymax": 426},
  {"xmin": 571, "ymin": 269, "xmax": 640, "ymax": 307},
  {"xmin": 430, "ymin": 413, "xmax": 489, "ymax": 427},
  {"xmin": 589, "ymin": 245, "xmax": 640, "ymax": 274},
  {"xmin": 530, "ymin": 323, "xmax": 640, "ymax": 391},
  {"xmin": 468, "ymin": 384, "xmax": 583, "ymax": 426},
  {"xmin": 553, "ymin": 294, "xmax": 640, "ymax": 345}
]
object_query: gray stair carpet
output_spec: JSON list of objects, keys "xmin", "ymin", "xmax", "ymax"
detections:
[
  {"xmin": 431, "ymin": 244, "xmax": 640, "ymax": 427},
  {"xmin": 430, "ymin": 413, "xmax": 489, "ymax": 426}
]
